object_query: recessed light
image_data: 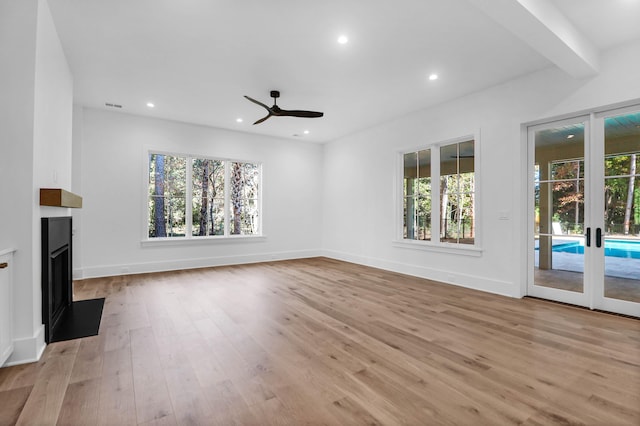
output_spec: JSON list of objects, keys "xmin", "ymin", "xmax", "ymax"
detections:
[
  {"xmin": 337, "ymin": 35, "xmax": 348, "ymax": 44},
  {"xmin": 428, "ymin": 73, "xmax": 438, "ymax": 81},
  {"xmin": 303, "ymin": 130, "xmax": 310, "ymax": 135},
  {"xmin": 236, "ymin": 118, "xmax": 243, "ymax": 123},
  {"xmin": 146, "ymin": 102, "xmax": 155, "ymax": 108}
]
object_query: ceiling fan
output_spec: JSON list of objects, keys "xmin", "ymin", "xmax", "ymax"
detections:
[{"xmin": 244, "ymin": 90, "xmax": 324, "ymax": 125}]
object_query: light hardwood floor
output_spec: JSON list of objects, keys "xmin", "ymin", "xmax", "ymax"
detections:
[{"xmin": 1, "ymin": 257, "xmax": 639, "ymax": 425}]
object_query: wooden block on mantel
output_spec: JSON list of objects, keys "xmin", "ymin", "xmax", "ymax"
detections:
[{"xmin": 40, "ymin": 188, "xmax": 83, "ymax": 208}]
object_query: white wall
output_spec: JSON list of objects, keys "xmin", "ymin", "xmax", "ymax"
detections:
[
  {"xmin": 0, "ymin": 0, "xmax": 39, "ymax": 366},
  {"xmin": 31, "ymin": 0, "xmax": 74, "ymax": 361},
  {"xmin": 0, "ymin": 0, "xmax": 74, "ymax": 366},
  {"xmin": 74, "ymin": 108, "xmax": 324, "ymax": 278},
  {"xmin": 72, "ymin": 105, "xmax": 84, "ymax": 274},
  {"xmin": 323, "ymin": 39, "xmax": 640, "ymax": 298}
]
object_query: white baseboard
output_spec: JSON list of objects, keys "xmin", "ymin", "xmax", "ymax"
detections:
[
  {"xmin": 4, "ymin": 325, "xmax": 46, "ymax": 367},
  {"xmin": 75, "ymin": 249, "xmax": 323, "ymax": 279},
  {"xmin": 0, "ymin": 343, "xmax": 13, "ymax": 367},
  {"xmin": 74, "ymin": 248, "xmax": 518, "ymax": 299},
  {"xmin": 321, "ymin": 249, "xmax": 518, "ymax": 298}
]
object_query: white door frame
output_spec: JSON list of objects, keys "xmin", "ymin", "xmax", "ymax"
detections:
[
  {"xmin": 526, "ymin": 114, "xmax": 592, "ymax": 308},
  {"xmin": 523, "ymin": 100, "xmax": 640, "ymax": 317},
  {"xmin": 592, "ymin": 105, "xmax": 640, "ymax": 317}
]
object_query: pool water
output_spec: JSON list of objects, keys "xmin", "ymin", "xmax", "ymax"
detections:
[{"xmin": 552, "ymin": 239, "xmax": 640, "ymax": 259}]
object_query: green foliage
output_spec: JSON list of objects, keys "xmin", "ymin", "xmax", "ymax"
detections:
[
  {"xmin": 404, "ymin": 177, "xmax": 432, "ymax": 240},
  {"xmin": 550, "ymin": 160, "xmax": 584, "ymax": 231},
  {"xmin": 546, "ymin": 154, "xmax": 638, "ymax": 235},
  {"xmin": 440, "ymin": 172, "xmax": 475, "ymax": 241}
]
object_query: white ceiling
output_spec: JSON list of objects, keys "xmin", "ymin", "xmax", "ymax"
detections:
[
  {"xmin": 553, "ymin": 0, "xmax": 640, "ymax": 49},
  {"xmin": 47, "ymin": 0, "xmax": 640, "ymax": 143}
]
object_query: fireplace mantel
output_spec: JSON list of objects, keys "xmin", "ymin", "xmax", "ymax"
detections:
[{"xmin": 40, "ymin": 188, "xmax": 82, "ymax": 208}]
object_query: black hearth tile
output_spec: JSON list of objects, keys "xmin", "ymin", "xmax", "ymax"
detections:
[{"xmin": 50, "ymin": 299, "xmax": 105, "ymax": 343}]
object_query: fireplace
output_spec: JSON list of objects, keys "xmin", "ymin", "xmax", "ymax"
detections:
[{"xmin": 41, "ymin": 217, "xmax": 73, "ymax": 343}]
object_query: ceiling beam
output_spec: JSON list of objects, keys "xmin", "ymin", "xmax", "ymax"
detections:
[{"xmin": 467, "ymin": 0, "xmax": 599, "ymax": 78}]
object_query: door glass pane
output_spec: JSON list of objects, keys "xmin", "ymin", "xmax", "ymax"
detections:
[
  {"xmin": 603, "ymin": 112, "xmax": 640, "ymax": 303},
  {"xmin": 534, "ymin": 123, "xmax": 585, "ymax": 292}
]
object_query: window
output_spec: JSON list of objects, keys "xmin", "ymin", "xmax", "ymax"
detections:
[
  {"xmin": 440, "ymin": 140, "xmax": 475, "ymax": 244},
  {"xmin": 148, "ymin": 152, "xmax": 261, "ymax": 239},
  {"xmin": 403, "ymin": 149, "xmax": 432, "ymax": 240},
  {"xmin": 401, "ymin": 137, "xmax": 476, "ymax": 247}
]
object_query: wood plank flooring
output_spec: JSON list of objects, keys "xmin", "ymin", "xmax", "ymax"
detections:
[{"xmin": 1, "ymin": 257, "xmax": 639, "ymax": 425}]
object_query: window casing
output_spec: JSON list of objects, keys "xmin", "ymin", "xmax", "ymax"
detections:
[
  {"xmin": 147, "ymin": 152, "xmax": 261, "ymax": 239},
  {"xmin": 400, "ymin": 136, "xmax": 478, "ymax": 249}
]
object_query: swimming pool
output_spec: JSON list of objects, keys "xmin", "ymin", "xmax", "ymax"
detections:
[{"xmin": 552, "ymin": 239, "xmax": 640, "ymax": 259}]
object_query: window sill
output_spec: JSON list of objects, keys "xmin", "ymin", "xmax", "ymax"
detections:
[
  {"xmin": 392, "ymin": 239, "xmax": 483, "ymax": 257},
  {"xmin": 141, "ymin": 235, "xmax": 266, "ymax": 247}
]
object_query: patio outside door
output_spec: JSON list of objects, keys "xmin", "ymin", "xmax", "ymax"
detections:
[{"xmin": 528, "ymin": 107, "xmax": 640, "ymax": 317}]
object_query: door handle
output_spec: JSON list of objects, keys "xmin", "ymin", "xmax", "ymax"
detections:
[
  {"xmin": 585, "ymin": 227, "xmax": 591, "ymax": 247},
  {"xmin": 596, "ymin": 227, "xmax": 602, "ymax": 248}
]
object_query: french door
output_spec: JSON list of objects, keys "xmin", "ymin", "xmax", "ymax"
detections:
[{"xmin": 528, "ymin": 106, "xmax": 640, "ymax": 317}]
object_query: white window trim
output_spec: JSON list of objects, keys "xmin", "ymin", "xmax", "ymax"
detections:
[
  {"xmin": 392, "ymin": 238, "xmax": 483, "ymax": 256},
  {"xmin": 394, "ymin": 132, "xmax": 482, "ymax": 256},
  {"xmin": 142, "ymin": 148, "xmax": 263, "ymax": 243},
  {"xmin": 141, "ymin": 234, "xmax": 267, "ymax": 248}
]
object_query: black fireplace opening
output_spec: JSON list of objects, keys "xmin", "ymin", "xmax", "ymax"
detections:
[
  {"xmin": 42, "ymin": 216, "xmax": 105, "ymax": 343},
  {"xmin": 42, "ymin": 217, "xmax": 73, "ymax": 343}
]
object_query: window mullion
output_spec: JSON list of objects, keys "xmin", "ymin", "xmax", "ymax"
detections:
[
  {"xmin": 224, "ymin": 161, "xmax": 230, "ymax": 236},
  {"xmin": 186, "ymin": 157, "xmax": 193, "ymax": 238},
  {"xmin": 457, "ymin": 143, "xmax": 462, "ymax": 243},
  {"xmin": 432, "ymin": 147, "xmax": 441, "ymax": 243},
  {"xmin": 258, "ymin": 163, "xmax": 263, "ymax": 235}
]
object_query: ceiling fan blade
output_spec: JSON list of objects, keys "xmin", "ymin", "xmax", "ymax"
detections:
[
  {"xmin": 253, "ymin": 113, "xmax": 272, "ymax": 125},
  {"xmin": 244, "ymin": 95, "xmax": 271, "ymax": 111},
  {"xmin": 279, "ymin": 110, "xmax": 324, "ymax": 118}
]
